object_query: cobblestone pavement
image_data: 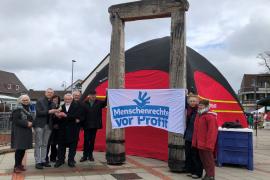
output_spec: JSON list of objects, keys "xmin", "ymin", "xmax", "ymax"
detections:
[{"xmin": 0, "ymin": 129, "xmax": 269, "ymax": 180}]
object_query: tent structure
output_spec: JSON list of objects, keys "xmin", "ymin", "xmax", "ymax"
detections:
[
  {"xmin": 79, "ymin": 37, "xmax": 247, "ymax": 161},
  {"xmin": 251, "ymin": 107, "xmax": 265, "ymax": 114},
  {"xmin": 257, "ymin": 97, "xmax": 270, "ymax": 106}
]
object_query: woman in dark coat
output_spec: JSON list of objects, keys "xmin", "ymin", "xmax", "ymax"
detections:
[
  {"xmin": 46, "ymin": 95, "xmax": 61, "ymax": 163},
  {"xmin": 11, "ymin": 95, "xmax": 33, "ymax": 173},
  {"xmin": 184, "ymin": 94, "xmax": 203, "ymax": 179}
]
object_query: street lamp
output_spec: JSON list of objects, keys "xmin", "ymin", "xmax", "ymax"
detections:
[{"xmin": 71, "ymin": 60, "xmax": 76, "ymax": 92}]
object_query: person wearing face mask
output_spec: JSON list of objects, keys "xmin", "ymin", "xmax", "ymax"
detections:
[
  {"xmin": 184, "ymin": 94, "xmax": 203, "ymax": 179},
  {"xmin": 11, "ymin": 95, "xmax": 34, "ymax": 173},
  {"xmin": 192, "ymin": 100, "xmax": 218, "ymax": 180}
]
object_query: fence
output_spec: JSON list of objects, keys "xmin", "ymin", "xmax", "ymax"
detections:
[
  {"xmin": 0, "ymin": 112, "xmax": 11, "ymax": 132},
  {"xmin": 0, "ymin": 112, "xmax": 11, "ymax": 146}
]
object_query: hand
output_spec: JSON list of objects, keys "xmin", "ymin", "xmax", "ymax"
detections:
[
  {"xmin": 53, "ymin": 124, "xmax": 59, "ymax": 129},
  {"xmin": 55, "ymin": 112, "xmax": 62, "ymax": 118},
  {"xmin": 49, "ymin": 109, "xmax": 60, "ymax": 114},
  {"xmin": 55, "ymin": 112, "xmax": 66, "ymax": 118},
  {"xmin": 62, "ymin": 113, "xmax": 67, "ymax": 118},
  {"xmin": 76, "ymin": 119, "xmax": 80, "ymax": 123},
  {"xmin": 27, "ymin": 122, "xmax": 33, "ymax": 128}
]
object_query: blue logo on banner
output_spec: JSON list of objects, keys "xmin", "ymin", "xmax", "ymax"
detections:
[{"xmin": 112, "ymin": 91, "xmax": 169, "ymax": 129}]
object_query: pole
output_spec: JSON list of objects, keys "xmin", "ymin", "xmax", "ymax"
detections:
[
  {"xmin": 106, "ymin": 12, "xmax": 126, "ymax": 165},
  {"xmin": 71, "ymin": 60, "xmax": 76, "ymax": 92},
  {"xmin": 168, "ymin": 10, "xmax": 186, "ymax": 172},
  {"xmin": 254, "ymin": 79, "xmax": 257, "ymax": 136}
]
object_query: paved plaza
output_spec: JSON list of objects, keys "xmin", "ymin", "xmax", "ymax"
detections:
[{"xmin": 0, "ymin": 129, "xmax": 270, "ymax": 180}]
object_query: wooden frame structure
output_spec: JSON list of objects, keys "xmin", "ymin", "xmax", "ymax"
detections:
[{"xmin": 106, "ymin": 0, "xmax": 189, "ymax": 172}]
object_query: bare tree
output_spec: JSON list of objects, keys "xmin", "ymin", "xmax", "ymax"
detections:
[{"xmin": 258, "ymin": 51, "xmax": 270, "ymax": 73}]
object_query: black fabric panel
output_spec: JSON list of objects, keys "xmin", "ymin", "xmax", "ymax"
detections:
[{"xmin": 82, "ymin": 37, "xmax": 240, "ymax": 108}]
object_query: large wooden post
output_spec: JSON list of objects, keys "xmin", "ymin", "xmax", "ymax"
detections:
[
  {"xmin": 106, "ymin": 12, "xmax": 126, "ymax": 165},
  {"xmin": 168, "ymin": 10, "xmax": 187, "ymax": 172},
  {"xmin": 107, "ymin": 0, "xmax": 189, "ymax": 168}
]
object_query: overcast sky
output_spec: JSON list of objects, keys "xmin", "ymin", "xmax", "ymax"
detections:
[{"xmin": 0, "ymin": 0, "xmax": 269, "ymax": 92}]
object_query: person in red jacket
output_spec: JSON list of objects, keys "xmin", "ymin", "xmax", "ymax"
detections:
[{"xmin": 192, "ymin": 99, "xmax": 218, "ymax": 180}]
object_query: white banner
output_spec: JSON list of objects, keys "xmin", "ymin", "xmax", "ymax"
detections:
[{"xmin": 108, "ymin": 89, "xmax": 186, "ymax": 134}]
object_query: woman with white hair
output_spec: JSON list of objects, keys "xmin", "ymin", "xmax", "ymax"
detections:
[{"xmin": 11, "ymin": 94, "xmax": 33, "ymax": 173}]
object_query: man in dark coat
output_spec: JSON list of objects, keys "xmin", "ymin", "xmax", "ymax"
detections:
[
  {"xmin": 54, "ymin": 93, "xmax": 80, "ymax": 168},
  {"xmin": 72, "ymin": 90, "xmax": 85, "ymax": 145},
  {"xmin": 80, "ymin": 90, "xmax": 107, "ymax": 162},
  {"xmin": 33, "ymin": 88, "xmax": 59, "ymax": 169}
]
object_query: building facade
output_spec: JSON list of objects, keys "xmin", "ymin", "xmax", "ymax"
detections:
[
  {"xmin": 0, "ymin": 70, "xmax": 28, "ymax": 111},
  {"xmin": 239, "ymin": 74, "xmax": 270, "ymax": 112}
]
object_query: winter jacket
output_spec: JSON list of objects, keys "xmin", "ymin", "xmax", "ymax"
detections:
[
  {"xmin": 11, "ymin": 105, "xmax": 33, "ymax": 150},
  {"xmin": 192, "ymin": 111, "xmax": 218, "ymax": 152},
  {"xmin": 184, "ymin": 106, "xmax": 198, "ymax": 142},
  {"xmin": 82, "ymin": 99, "xmax": 107, "ymax": 129}
]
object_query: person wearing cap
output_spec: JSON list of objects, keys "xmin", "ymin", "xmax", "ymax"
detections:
[
  {"xmin": 80, "ymin": 90, "xmax": 107, "ymax": 162},
  {"xmin": 192, "ymin": 99, "xmax": 218, "ymax": 180}
]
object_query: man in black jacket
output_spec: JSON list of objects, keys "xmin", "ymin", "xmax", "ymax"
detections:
[
  {"xmin": 72, "ymin": 90, "xmax": 85, "ymax": 153},
  {"xmin": 80, "ymin": 90, "xmax": 107, "ymax": 162},
  {"xmin": 54, "ymin": 93, "xmax": 80, "ymax": 168},
  {"xmin": 34, "ymin": 88, "xmax": 59, "ymax": 169}
]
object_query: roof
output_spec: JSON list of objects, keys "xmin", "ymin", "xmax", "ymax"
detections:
[
  {"xmin": 0, "ymin": 70, "xmax": 28, "ymax": 96},
  {"xmin": 0, "ymin": 95, "xmax": 17, "ymax": 101},
  {"xmin": 65, "ymin": 79, "xmax": 83, "ymax": 91},
  {"xmin": 82, "ymin": 54, "xmax": 110, "ymax": 85},
  {"xmin": 27, "ymin": 90, "xmax": 71, "ymax": 101},
  {"xmin": 240, "ymin": 74, "xmax": 270, "ymax": 89}
]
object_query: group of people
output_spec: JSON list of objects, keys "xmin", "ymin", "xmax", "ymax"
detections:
[
  {"xmin": 184, "ymin": 94, "xmax": 218, "ymax": 180},
  {"xmin": 10, "ymin": 88, "xmax": 218, "ymax": 180},
  {"xmin": 10, "ymin": 88, "xmax": 106, "ymax": 172},
  {"xmin": 247, "ymin": 112, "xmax": 269, "ymax": 129}
]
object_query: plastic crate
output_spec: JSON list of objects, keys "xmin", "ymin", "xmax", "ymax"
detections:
[{"xmin": 217, "ymin": 128, "xmax": 253, "ymax": 170}]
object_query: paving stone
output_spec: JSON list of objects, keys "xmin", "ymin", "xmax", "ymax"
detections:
[
  {"xmin": 0, "ymin": 176, "xmax": 12, "ymax": 180},
  {"xmin": 111, "ymin": 173, "xmax": 142, "ymax": 180},
  {"xmin": 84, "ymin": 174, "xmax": 106, "ymax": 180}
]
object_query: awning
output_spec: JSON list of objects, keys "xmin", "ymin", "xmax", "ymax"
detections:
[
  {"xmin": 257, "ymin": 97, "xmax": 270, "ymax": 106},
  {"xmin": 0, "ymin": 95, "xmax": 18, "ymax": 102}
]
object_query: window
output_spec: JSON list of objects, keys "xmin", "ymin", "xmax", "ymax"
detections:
[
  {"xmin": 7, "ymin": 84, "xmax": 11, "ymax": 89},
  {"xmin": 16, "ymin": 85, "xmax": 20, "ymax": 91}
]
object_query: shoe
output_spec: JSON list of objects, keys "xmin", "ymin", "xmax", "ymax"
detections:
[
  {"xmin": 42, "ymin": 162, "xmax": 52, "ymax": 167},
  {"xmin": 68, "ymin": 161, "xmax": 75, "ymax": 168},
  {"xmin": 191, "ymin": 174, "xmax": 201, "ymax": 179},
  {"xmin": 186, "ymin": 173, "xmax": 192, "ymax": 177},
  {"xmin": 89, "ymin": 157, "xmax": 94, "ymax": 162},
  {"xmin": 80, "ymin": 157, "xmax": 88, "ymax": 162},
  {"xmin": 69, "ymin": 160, "xmax": 76, "ymax": 164},
  {"xmin": 14, "ymin": 167, "xmax": 23, "ymax": 173},
  {"xmin": 54, "ymin": 161, "xmax": 64, "ymax": 168},
  {"xmin": 18, "ymin": 165, "xmax": 26, "ymax": 171},
  {"xmin": 35, "ymin": 163, "xmax": 44, "ymax": 169},
  {"xmin": 50, "ymin": 158, "xmax": 56, "ymax": 163}
]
